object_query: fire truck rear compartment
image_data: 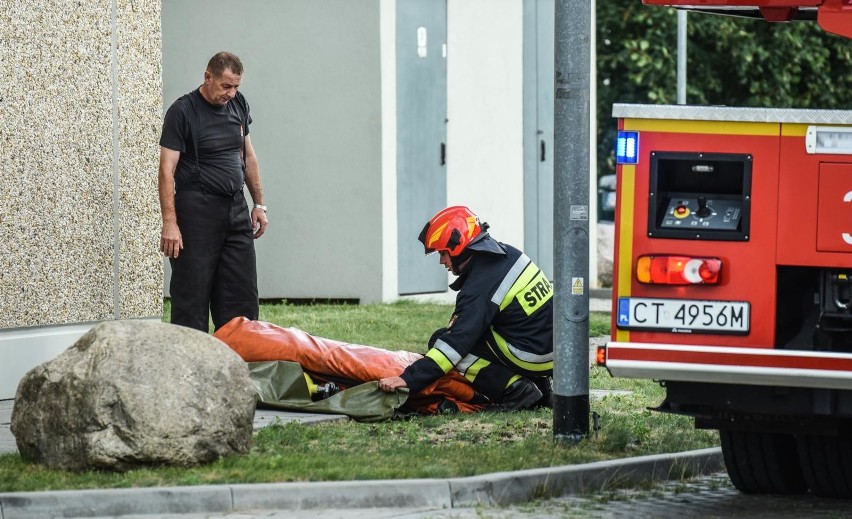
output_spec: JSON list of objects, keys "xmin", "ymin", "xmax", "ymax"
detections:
[{"xmin": 776, "ymin": 266, "xmax": 852, "ymax": 352}]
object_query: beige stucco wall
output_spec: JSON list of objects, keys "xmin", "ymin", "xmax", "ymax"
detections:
[{"xmin": 0, "ymin": 0, "xmax": 162, "ymax": 329}]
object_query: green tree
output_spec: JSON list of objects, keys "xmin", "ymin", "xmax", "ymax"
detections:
[{"xmin": 596, "ymin": 2, "xmax": 852, "ymax": 178}]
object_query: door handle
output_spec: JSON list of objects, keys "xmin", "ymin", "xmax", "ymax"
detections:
[
  {"xmin": 540, "ymin": 140, "xmax": 546, "ymax": 162},
  {"xmin": 440, "ymin": 143, "xmax": 446, "ymax": 166}
]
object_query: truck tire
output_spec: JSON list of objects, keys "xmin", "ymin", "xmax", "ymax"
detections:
[
  {"xmin": 796, "ymin": 434, "xmax": 852, "ymax": 498},
  {"xmin": 720, "ymin": 429, "xmax": 807, "ymax": 495}
]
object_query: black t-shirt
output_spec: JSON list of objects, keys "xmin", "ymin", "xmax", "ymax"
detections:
[{"xmin": 159, "ymin": 89, "xmax": 252, "ymax": 196}]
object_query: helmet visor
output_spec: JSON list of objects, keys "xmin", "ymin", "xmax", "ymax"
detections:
[{"xmin": 417, "ymin": 221, "xmax": 436, "ymax": 255}]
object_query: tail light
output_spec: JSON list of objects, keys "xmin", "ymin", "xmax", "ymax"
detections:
[{"xmin": 636, "ymin": 255, "xmax": 722, "ymax": 285}]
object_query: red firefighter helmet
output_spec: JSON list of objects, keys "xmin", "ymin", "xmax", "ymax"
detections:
[{"xmin": 418, "ymin": 206, "xmax": 484, "ymax": 257}]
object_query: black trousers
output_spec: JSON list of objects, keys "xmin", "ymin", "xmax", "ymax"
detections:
[
  {"xmin": 429, "ymin": 327, "xmax": 551, "ymax": 402},
  {"xmin": 170, "ymin": 189, "xmax": 258, "ymax": 332},
  {"xmin": 470, "ymin": 356, "xmax": 551, "ymax": 404}
]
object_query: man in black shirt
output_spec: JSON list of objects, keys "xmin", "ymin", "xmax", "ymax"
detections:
[
  {"xmin": 378, "ymin": 206, "xmax": 554, "ymax": 410},
  {"xmin": 158, "ymin": 51, "xmax": 268, "ymax": 332}
]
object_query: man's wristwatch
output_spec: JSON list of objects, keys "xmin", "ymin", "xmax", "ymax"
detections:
[{"xmin": 254, "ymin": 204, "xmax": 267, "ymax": 212}]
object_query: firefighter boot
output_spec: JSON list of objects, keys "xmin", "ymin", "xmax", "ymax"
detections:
[
  {"xmin": 532, "ymin": 376, "xmax": 553, "ymax": 408},
  {"xmin": 499, "ymin": 378, "xmax": 543, "ymax": 411}
]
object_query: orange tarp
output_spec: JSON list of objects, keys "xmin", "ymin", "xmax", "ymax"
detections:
[{"xmin": 214, "ymin": 317, "xmax": 486, "ymax": 414}]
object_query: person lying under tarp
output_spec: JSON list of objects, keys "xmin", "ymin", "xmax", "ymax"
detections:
[
  {"xmin": 214, "ymin": 317, "xmax": 490, "ymax": 421},
  {"xmin": 377, "ymin": 206, "xmax": 554, "ymax": 411}
]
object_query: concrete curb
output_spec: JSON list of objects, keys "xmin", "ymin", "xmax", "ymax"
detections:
[
  {"xmin": 449, "ymin": 447, "xmax": 723, "ymax": 507},
  {"xmin": 0, "ymin": 447, "xmax": 723, "ymax": 518}
]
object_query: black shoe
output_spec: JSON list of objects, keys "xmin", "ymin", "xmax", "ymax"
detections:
[
  {"xmin": 532, "ymin": 376, "xmax": 553, "ymax": 408},
  {"xmin": 437, "ymin": 398, "xmax": 459, "ymax": 414},
  {"xmin": 499, "ymin": 378, "xmax": 543, "ymax": 411}
]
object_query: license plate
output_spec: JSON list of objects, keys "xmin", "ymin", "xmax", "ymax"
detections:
[{"xmin": 617, "ymin": 297, "xmax": 750, "ymax": 335}]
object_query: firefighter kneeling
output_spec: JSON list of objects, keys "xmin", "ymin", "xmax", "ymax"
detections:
[{"xmin": 378, "ymin": 206, "xmax": 554, "ymax": 410}]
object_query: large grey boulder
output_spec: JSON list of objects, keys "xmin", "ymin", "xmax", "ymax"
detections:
[{"xmin": 11, "ymin": 320, "xmax": 256, "ymax": 472}]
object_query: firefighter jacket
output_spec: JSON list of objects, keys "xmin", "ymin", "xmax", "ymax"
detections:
[{"xmin": 400, "ymin": 240, "xmax": 554, "ymax": 393}]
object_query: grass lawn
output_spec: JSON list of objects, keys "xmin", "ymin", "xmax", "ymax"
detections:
[{"xmin": 0, "ymin": 301, "xmax": 719, "ymax": 492}]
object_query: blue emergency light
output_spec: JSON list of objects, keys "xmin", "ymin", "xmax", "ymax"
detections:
[{"xmin": 616, "ymin": 131, "xmax": 639, "ymax": 165}]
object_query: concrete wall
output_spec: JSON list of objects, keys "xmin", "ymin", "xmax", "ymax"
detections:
[
  {"xmin": 447, "ymin": 0, "xmax": 526, "ymax": 248},
  {"xmin": 402, "ymin": 0, "xmax": 527, "ymax": 305},
  {"xmin": 380, "ymin": 0, "xmax": 401, "ymax": 302},
  {"xmin": 449, "ymin": 0, "xmax": 599, "ymax": 290},
  {"xmin": 0, "ymin": 0, "xmax": 162, "ymax": 398}
]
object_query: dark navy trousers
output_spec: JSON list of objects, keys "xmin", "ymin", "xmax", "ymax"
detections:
[{"xmin": 169, "ymin": 189, "xmax": 258, "ymax": 332}]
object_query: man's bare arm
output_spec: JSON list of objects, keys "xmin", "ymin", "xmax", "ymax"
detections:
[
  {"xmin": 158, "ymin": 147, "xmax": 183, "ymax": 258},
  {"xmin": 243, "ymin": 134, "xmax": 269, "ymax": 238}
]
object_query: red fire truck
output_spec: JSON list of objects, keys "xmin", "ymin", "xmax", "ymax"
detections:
[{"xmin": 601, "ymin": 0, "xmax": 852, "ymax": 498}]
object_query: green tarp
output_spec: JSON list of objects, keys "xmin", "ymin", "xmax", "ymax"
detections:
[{"xmin": 248, "ymin": 361, "xmax": 409, "ymax": 422}]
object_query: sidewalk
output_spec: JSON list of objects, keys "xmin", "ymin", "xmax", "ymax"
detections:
[{"xmin": 0, "ymin": 400, "xmax": 14, "ymax": 455}]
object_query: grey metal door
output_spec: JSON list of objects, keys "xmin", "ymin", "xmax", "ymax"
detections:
[
  {"xmin": 396, "ymin": 0, "xmax": 448, "ymax": 295},
  {"xmin": 523, "ymin": 0, "xmax": 555, "ymax": 278}
]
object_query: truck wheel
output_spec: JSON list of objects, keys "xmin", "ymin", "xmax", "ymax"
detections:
[
  {"xmin": 720, "ymin": 429, "xmax": 807, "ymax": 494},
  {"xmin": 796, "ymin": 434, "xmax": 852, "ymax": 498}
]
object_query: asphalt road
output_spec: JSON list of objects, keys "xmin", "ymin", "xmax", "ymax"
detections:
[{"xmin": 528, "ymin": 472, "xmax": 852, "ymax": 519}]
